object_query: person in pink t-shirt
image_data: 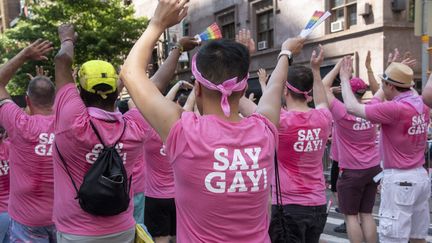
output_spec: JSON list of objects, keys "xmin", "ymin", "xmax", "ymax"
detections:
[
  {"xmin": 323, "ymin": 56, "xmax": 381, "ymax": 243},
  {"xmin": 240, "ymin": 45, "xmax": 331, "ymax": 242},
  {"xmin": 340, "ymin": 57, "xmax": 430, "ymax": 243},
  {"xmin": 121, "ymin": 1, "xmax": 305, "ymax": 242},
  {"xmin": 0, "ymin": 40, "xmax": 57, "ymax": 242},
  {"xmin": 53, "ymin": 24, "xmax": 199, "ymax": 243},
  {"xmin": 0, "ymin": 128, "xmax": 10, "ymax": 243}
]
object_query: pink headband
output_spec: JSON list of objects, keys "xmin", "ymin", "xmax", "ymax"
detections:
[
  {"xmin": 286, "ymin": 81, "xmax": 312, "ymax": 102},
  {"xmin": 192, "ymin": 54, "xmax": 249, "ymax": 116}
]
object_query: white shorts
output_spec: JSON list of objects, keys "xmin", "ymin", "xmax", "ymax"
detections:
[{"xmin": 378, "ymin": 167, "xmax": 430, "ymax": 243}]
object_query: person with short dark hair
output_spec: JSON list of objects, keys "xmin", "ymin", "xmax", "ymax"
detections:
[
  {"xmin": 120, "ymin": 1, "xmax": 305, "ymax": 241},
  {"xmin": 0, "ymin": 40, "xmax": 57, "ymax": 242},
  {"xmin": 341, "ymin": 58, "xmax": 430, "ymax": 243},
  {"xmin": 241, "ymin": 45, "xmax": 331, "ymax": 242}
]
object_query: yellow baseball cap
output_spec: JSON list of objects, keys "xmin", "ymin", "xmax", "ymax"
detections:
[{"xmin": 78, "ymin": 60, "xmax": 118, "ymax": 99}]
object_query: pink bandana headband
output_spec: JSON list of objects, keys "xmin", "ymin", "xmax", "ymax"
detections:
[
  {"xmin": 286, "ymin": 81, "xmax": 312, "ymax": 102},
  {"xmin": 192, "ymin": 54, "xmax": 249, "ymax": 116}
]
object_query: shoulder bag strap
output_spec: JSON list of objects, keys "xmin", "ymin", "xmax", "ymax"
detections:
[{"xmin": 55, "ymin": 143, "xmax": 79, "ymax": 198}]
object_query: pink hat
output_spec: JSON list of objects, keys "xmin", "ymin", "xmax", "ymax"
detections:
[{"xmin": 350, "ymin": 77, "xmax": 368, "ymax": 93}]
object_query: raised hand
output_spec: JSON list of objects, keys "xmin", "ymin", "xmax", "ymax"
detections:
[
  {"xmin": 152, "ymin": 0, "xmax": 189, "ymax": 29},
  {"xmin": 340, "ymin": 56, "xmax": 353, "ymax": 82},
  {"xmin": 235, "ymin": 29, "xmax": 256, "ymax": 54},
  {"xmin": 282, "ymin": 37, "xmax": 306, "ymax": 55},
  {"xmin": 401, "ymin": 52, "xmax": 417, "ymax": 68},
  {"xmin": 387, "ymin": 48, "xmax": 401, "ymax": 66},
  {"xmin": 58, "ymin": 24, "xmax": 77, "ymax": 44},
  {"xmin": 178, "ymin": 36, "xmax": 200, "ymax": 52},
  {"xmin": 365, "ymin": 50, "xmax": 372, "ymax": 70},
  {"xmin": 248, "ymin": 93, "xmax": 256, "ymax": 102},
  {"xmin": 26, "ymin": 65, "xmax": 50, "ymax": 80},
  {"xmin": 23, "ymin": 39, "xmax": 53, "ymax": 61},
  {"xmin": 310, "ymin": 44, "xmax": 324, "ymax": 70}
]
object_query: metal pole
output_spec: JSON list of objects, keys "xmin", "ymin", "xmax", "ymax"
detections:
[{"xmin": 421, "ymin": 0, "xmax": 430, "ymax": 89}]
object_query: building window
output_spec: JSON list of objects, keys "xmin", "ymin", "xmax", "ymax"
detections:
[
  {"xmin": 408, "ymin": 0, "xmax": 415, "ymax": 22},
  {"xmin": 257, "ymin": 10, "xmax": 273, "ymax": 50},
  {"xmin": 329, "ymin": 0, "xmax": 357, "ymax": 32},
  {"xmin": 217, "ymin": 9, "xmax": 236, "ymax": 40}
]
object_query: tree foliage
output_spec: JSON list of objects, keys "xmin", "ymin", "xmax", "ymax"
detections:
[{"xmin": 0, "ymin": 0, "xmax": 148, "ymax": 95}]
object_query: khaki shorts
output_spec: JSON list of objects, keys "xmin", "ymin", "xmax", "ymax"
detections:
[
  {"xmin": 378, "ymin": 167, "xmax": 430, "ymax": 243},
  {"xmin": 56, "ymin": 227, "xmax": 135, "ymax": 243}
]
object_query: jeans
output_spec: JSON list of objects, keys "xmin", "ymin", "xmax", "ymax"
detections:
[
  {"xmin": 9, "ymin": 219, "xmax": 56, "ymax": 243},
  {"xmin": 0, "ymin": 212, "xmax": 9, "ymax": 243}
]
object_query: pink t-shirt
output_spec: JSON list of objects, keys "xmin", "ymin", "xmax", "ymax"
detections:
[
  {"xmin": 0, "ymin": 102, "xmax": 54, "ymax": 226},
  {"xmin": 144, "ymin": 123, "xmax": 174, "ymax": 198},
  {"xmin": 0, "ymin": 140, "xmax": 10, "ymax": 213},
  {"xmin": 330, "ymin": 124, "xmax": 338, "ymax": 161},
  {"xmin": 365, "ymin": 94, "xmax": 430, "ymax": 169},
  {"xmin": 166, "ymin": 112, "xmax": 277, "ymax": 243},
  {"xmin": 330, "ymin": 99, "xmax": 380, "ymax": 169},
  {"xmin": 274, "ymin": 108, "xmax": 332, "ymax": 206},
  {"xmin": 132, "ymin": 148, "xmax": 146, "ymax": 195},
  {"xmin": 53, "ymin": 83, "xmax": 150, "ymax": 236}
]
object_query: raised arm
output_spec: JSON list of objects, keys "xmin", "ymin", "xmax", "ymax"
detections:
[
  {"xmin": 257, "ymin": 68, "xmax": 268, "ymax": 93},
  {"xmin": 365, "ymin": 50, "xmax": 380, "ymax": 94},
  {"xmin": 310, "ymin": 45, "xmax": 328, "ymax": 109},
  {"xmin": 256, "ymin": 38, "xmax": 305, "ymax": 125},
  {"xmin": 239, "ymin": 96, "xmax": 258, "ymax": 117},
  {"xmin": 54, "ymin": 24, "xmax": 76, "ymax": 92},
  {"xmin": 183, "ymin": 87, "xmax": 196, "ymax": 112},
  {"xmin": 423, "ymin": 73, "xmax": 432, "ymax": 108},
  {"xmin": 322, "ymin": 59, "xmax": 342, "ymax": 104},
  {"xmin": 120, "ymin": 0, "xmax": 188, "ymax": 142},
  {"xmin": 340, "ymin": 56, "xmax": 366, "ymax": 118},
  {"xmin": 150, "ymin": 36, "xmax": 199, "ymax": 92},
  {"xmin": 165, "ymin": 80, "xmax": 193, "ymax": 101},
  {"xmin": 0, "ymin": 40, "xmax": 52, "ymax": 99}
]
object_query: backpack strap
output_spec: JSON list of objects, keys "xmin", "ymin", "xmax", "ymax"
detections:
[
  {"xmin": 89, "ymin": 119, "xmax": 127, "ymax": 148},
  {"xmin": 273, "ymin": 151, "xmax": 283, "ymax": 207},
  {"xmin": 55, "ymin": 144, "xmax": 79, "ymax": 199}
]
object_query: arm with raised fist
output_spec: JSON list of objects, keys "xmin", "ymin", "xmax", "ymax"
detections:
[
  {"xmin": 121, "ymin": 0, "xmax": 189, "ymax": 142},
  {"xmin": 54, "ymin": 24, "xmax": 76, "ymax": 92}
]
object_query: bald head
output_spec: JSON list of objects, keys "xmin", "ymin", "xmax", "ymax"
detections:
[{"xmin": 27, "ymin": 77, "xmax": 55, "ymax": 108}]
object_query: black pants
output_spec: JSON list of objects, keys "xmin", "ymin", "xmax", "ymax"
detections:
[
  {"xmin": 270, "ymin": 204, "xmax": 327, "ymax": 243},
  {"xmin": 330, "ymin": 160, "xmax": 339, "ymax": 192}
]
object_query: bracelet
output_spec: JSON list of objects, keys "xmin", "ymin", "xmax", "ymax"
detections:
[
  {"xmin": 278, "ymin": 50, "xmax": 293, "ymax": 65},
  {"xmin": 61, "ymin": 38, "xmax": 75, "ymax": 45},
  {"xmin": 172, "ymin": 43, "xmax": 184, "ymax": 53}
]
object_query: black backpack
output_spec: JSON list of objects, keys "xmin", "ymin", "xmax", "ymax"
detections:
[{"xmin": 55, "ymin": 120, "xmax": 132, "ymax": 216}]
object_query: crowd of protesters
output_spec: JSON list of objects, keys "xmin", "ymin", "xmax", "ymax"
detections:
[{"xmin": 0, "ymin": 0, "xmax": 432, "ymax": 243}]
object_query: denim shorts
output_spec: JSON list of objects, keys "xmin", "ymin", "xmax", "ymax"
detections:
[
  {"xmin": 9, "ymin": 219, "xmax": 56, "ymax": 243},
  {"xmin": 0, "ymin": 212, "xmax": 9, "ymax": 243}
]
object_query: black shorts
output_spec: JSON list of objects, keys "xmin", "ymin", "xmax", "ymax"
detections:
[
  {"xmin": 330, "ymin": 160, "xmax": 339, "ymax": 192},
  {"xmin": 144, "ymin": 197, "xmax": 176, "ymax": 237}
]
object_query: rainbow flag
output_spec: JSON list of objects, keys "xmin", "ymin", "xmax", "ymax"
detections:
[
  {"xmin": 195, "ymin": 23, "xmax": 222, "ymax": 43},
  {"xmin": 300, "ymin": 11, "xmax": 331, "ymax": 38}
]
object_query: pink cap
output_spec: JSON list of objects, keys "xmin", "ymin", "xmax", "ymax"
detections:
[{"xmin": 350, "ymin": 77, "xmax": 368, "ymax": 93}]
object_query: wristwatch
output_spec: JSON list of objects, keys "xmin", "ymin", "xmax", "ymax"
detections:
[
  {"xmin": 278, "ymin": 50, "xmax": 293, "ymax": 65},
  {"xmin": 171, "ymin": 43, "xmax": 184, "ymax": 53}
]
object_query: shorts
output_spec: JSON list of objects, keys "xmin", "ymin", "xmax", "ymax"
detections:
[
  {"xmin": 56, "ymin": 227, "xmax": 135, "ymax": 243},
  {"xmin": 144, "ymin": 197, "xmax": 176, "ymax": 237},
  {"xmin": 270, "ymin": 204, "xmax": 327, "ymax": 243},
  {"xmin": 330, "ymin": 160, "xmax": 339, "ymax": 192},
  {"xmin": 133, "ymin": 193, "xmax": 145, "ymax": 225},
  {"xmin": 0, "ymin": 212, "xmax": 9, "ymax": 243},
  {"xmin": 9, "ymin": 219, "xmax": 56, "ymax": 243},
  {"xmin": 337, "ymin": 164, "xmax": 381, "ymax": 215},
  {"xmin": 378, "ymin": 167, "xmax": 430, "ymax": 243}
]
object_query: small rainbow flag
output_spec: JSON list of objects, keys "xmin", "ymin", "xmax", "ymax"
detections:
[
  {"xmin": 300, "ymin": 11, "xmax": 331, "ymax": 38},
  {"xmin": 195, "ymin": 23, "xmax": 222, "ymax": 43}
]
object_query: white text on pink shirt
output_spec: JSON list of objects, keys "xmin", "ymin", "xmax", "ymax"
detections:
[
  {"xmin": 408, "ymin": 114, "xmax": 428, "ymax": 135},
  {"xmin": 205, "ymin": 147, "xmax": 267, "ymax": 193},
  {"xmin": 85, "ymin": 143, "xmax": 127, "ymax": 164},
  {"xmin": 353, "ymin": 117, "xmax": 372, "ymax": 131},
  {"xmin": 294, "ymin": 129, "xmax": 323, "ymax": 152},
  {"xmin": 35, "ymin": 133, "xmax": 55, "ymax": 156},
  {"xmin": 0, "ymin": 160, "xmax": 8, "ymax": 176}
]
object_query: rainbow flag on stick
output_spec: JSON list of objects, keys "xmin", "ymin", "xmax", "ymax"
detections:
[
  {"xmin": 300, "ymin": 11, "xmax": 331, "ymax": 38},
  {"xmin": 195, "ymin": 23, "xmax": 223, "ymax": 43}
]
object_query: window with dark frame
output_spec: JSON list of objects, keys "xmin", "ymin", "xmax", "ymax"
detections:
[
  {"xmin": 329, "ymin": 0, "xmax": 357, "ymax": 31},
  {"xmin": 217, "ymin": 9, "xmax": 236, "ymax": 40},
  {"xmin": 257, "ymin": 10, "xmax": 274, "ymax": 50}
]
